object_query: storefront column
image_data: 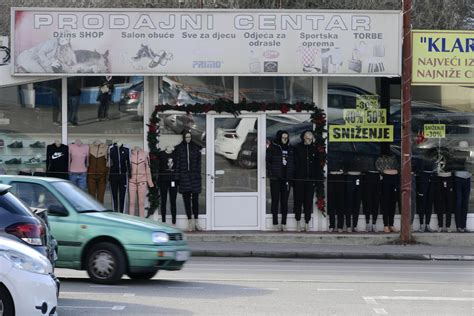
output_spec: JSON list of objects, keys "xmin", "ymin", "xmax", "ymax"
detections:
[
  {"xmin": 313, "ymin": 77, "xmax": 328, "ymax": 232},
  {"xmin": 61, "ymin": 77, "xmax": 67, "ymax": 144}
]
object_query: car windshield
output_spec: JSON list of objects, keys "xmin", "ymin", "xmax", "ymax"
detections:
[
  {"xmin": 0, "ymin": 192, "xmax": 34, "ymax": 216},
  {"xmin": 51, "ymin": 181, "xmax": 107, "ymax": 212}
]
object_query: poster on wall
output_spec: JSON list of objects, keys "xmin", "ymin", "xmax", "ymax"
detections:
[
  {"xmin": 11, "ymin": 8, "xmax": 402, "ymax": 76},
  {"xmin": 412, "ymin": 30, "xmax": 474, "ymax": 85}
]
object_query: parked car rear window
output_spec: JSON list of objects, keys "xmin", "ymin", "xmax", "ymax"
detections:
[
  {"xmin": 51, "ymin": 181, "xmax": 107, "ymax": 212},
  {"xmin": 0, "ymin": 192, "xmax": 34, "ymax": 216}
]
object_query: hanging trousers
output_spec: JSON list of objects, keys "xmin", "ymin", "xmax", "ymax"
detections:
[
  {"xmin": 88, "ymin": 175, "xmax": 107, "ymax": 203},
  {"xmin": 327, "ymin": 173, "xmax": 345, "ymax": 229},
  {"xmin": 110, "ymin": 176, "xmax": 127, "ymax": 213},
  {"xmin": 160, "ymin": 181, "xmax": 178, "ymax": 224},
  {"xmin": 270, "ymin": 179, "xmax": 290, "ymax": 225},
  {"xmin": 362, "ymin": 172, "xmax": 381, "ymax": 225},
  {"xmin": 182, "ymin": 192, "xmax": 199, "ymax": 219},
  {"xmin": 293, "ymin": 180, "xmax": 315, "ymax": 224},
  {"xmin": 129, "ymin": 182, "xmax": 148, "ymax": 217},
  {"xmin": 433, "ymin": 176, "xmax": 454, "ymax": 228},
  {"xmin": 345, "ymin": 174, "xmax": 363, "ymax": 229},
  {"xmin": 416, "ymin": 171, "xmax": 434, "ymax": 225},
  {"xmin": 381, "ymin": 174, "xmax": 400, "ymax": 227},
  {"xmin": 454, "ymin": 176, "xmax": 471, "ymax": 229}
]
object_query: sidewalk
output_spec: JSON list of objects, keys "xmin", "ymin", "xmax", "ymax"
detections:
[{"xmin": 186, "ymin": 232, "xmax": 474, "ymax": 261}]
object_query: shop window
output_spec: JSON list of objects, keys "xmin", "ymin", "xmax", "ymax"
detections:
[
  {"xmin": 239, "ymin": 77, "xmax": 312, "ymax": 103},
  {"xmin": 0, "ymin": 79, "xmax": 62, "ymax": 176}
]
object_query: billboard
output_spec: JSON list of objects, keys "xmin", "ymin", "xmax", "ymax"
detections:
[
  {"xmin": 12, "ymin": 8, "xmax": 402, "ymax": 76},
  {"xmin": 412, "ymin": 30, "xmax": 474, "ymax": 85}
]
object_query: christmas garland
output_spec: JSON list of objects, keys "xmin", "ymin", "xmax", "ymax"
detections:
[{"xmin": 146, "ymin": 99, "xmax": 327, "ymax": 217}]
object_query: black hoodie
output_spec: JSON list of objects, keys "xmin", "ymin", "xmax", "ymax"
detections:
[
  {"xmin": 294, "ymin": 130, "xmax": 321, "ymax": 181},
  {"xmin": 175, "ymin": 130, "xmax": 202, "ymax": 193},
  {"xmin": 266, "ymin": 130, "xmax": 294, "ymax": 180}
]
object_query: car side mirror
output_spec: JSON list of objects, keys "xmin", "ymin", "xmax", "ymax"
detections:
[{"xmin": 48, "ymin": 204, "xmax": 68, "ymax": 217}]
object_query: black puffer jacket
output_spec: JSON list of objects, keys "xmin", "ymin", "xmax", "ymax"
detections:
[
  {"xmin": 266, "ymin": 130, "xmax": 294, "ymax": 180},
  {"xmin": 175, "ymin": 136, "xmax": 202, "ymax": 193},
  {"xmin": 294, "ymin": 130, "xmax": 321, "ymax": 181}
]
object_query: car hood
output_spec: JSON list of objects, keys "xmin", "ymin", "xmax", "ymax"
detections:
[{"xmin": 82, "ymin": 211, "xmax": 180, "ymax": 233}]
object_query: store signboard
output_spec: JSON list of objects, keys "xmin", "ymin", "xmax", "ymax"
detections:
[
  {"xmin": 424, "ymin": 124, "xmax": 445, "ymax": 138},
  {"xmin": 11, "ymin": 8, "xmax": 402, "ymax": 76},
  {"xmin": 412, "ymin": 30, "xmax": 474, "ymax": 85}
]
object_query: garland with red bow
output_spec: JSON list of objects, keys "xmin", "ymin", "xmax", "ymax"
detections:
[{"xmin": 146, "ymin": 99, "xmax": 327, "ymax": 217}]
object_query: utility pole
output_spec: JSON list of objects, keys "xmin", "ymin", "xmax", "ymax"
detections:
[{"xmin": 401, "ymin": 0, "xmax": 413, "ymax": 243}]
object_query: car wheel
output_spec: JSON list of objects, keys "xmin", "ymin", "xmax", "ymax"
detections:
[
  {"xmin": 0, "ymin": 284, "xmax": 14, "ymax": 316},
  {"xmin": 86, "ymin": 242, "xmax": 126, "ymax": 284},
  {"xmin": 127, "ymin": 270, "xmax": 158, "ymax": 280}
]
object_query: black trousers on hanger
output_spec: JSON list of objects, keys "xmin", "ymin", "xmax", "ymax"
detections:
[
  {"xmin": 416, "ymin": 171, "xmax": 434, "ymax": 225},
  {"xmin": 159, "ymin": 181, "xmax": 178, "ymax": 224},
  {"xmin": 293, "ymin": 180, "xmax": 315, "ymax": 224},
  {"xmin": 182, "ymin": 192, "xmax": 199, "ymax": 219},
  {"xmin": 362, "ymin": 173, "xmax": 381, "ymax": 225},
  {"xmin": 345, "ymin": 174, "xmax": 363, "ymax": 229},
  {"xmin": 328, "ymin": 173, "xmax": 345, "ymax": 229},
  {"xmin": 454, "ymin": 176, "xmax": 471, "ymax": 229},
  {"xmin": 433, "ymin": 176, "xmax": 454, "ymax": 228},
  {"xmin": 110, "ymin": 176, "xmax": 127, "ymax": 213},
  {"xmin": 270, "ymin": 179, "xmax": 290, "ymax": 225},
  {"xmin": 381, "ymin": 174, "xmax": 400, "ymax": 227}
]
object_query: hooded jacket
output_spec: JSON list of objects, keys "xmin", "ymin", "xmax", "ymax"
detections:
[
  {"xmin": 266, "ymin": 130, "xmax": 294, "ymax": 180},
  {"xmin": 130, "ymin": 149, "xmax": 154, "ymax": 186},
  {"xmin": 294, "ymin": 130, "xmax": 322, "ymax": 181},
  {"xmin": 175, "ymin": 131, "xmax": 202, "ymax": 193}
]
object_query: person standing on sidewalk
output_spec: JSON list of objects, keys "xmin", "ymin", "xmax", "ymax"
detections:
[
  {"xmin": 97, "ymin": 76, "xmax": 114, "ymax": 121},
  {"xmin": 67, "ymin": 78, "xmax": 81, "ymax": 126},
  {"xmin": 266, "ymin": 130, "xmax": 294, "ymax": 232},
  {"xmin": 293, "ymin": 130, "xmax": 322, "ymax": 232}
]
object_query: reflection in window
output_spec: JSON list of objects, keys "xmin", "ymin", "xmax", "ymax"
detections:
[
  {"xmin": 0, "ymin": 79, "xmax": 62, "ymax": 176},
  {"xmin": 239, "ymin": 77, "xmax": 312, "ymax": 104}
]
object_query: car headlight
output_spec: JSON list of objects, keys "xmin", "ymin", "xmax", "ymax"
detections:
[
  {"xmin": 152, "ymin": 232, "xmax": 169, "ymax": 244},
  {"xmin": 0, "ymin": 249, "xmax": 51, "ymax": 275}
]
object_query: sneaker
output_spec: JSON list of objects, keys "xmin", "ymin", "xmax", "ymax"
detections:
[
  {"xmin": 281, "ymin": 225, "xmax": 287, "ymax": 232},
  {"xmin": 296, "ymin": 221, "xmax": 301, "ymax": 232},
  {"xmin": 29, "ymin": 141, "xmax": 46, "ymax": 148},
  {"xmin": 7, "ymin": 141, "xmax": 23, "ymax": 148},
  {"xmin": 347, "ymin": 227, "xmax": 352, "ymax": 233},
  {"xmin": 425, "ymin": 225, "xmax": 435, "ymax": 233},
  {"xmin": 337, "ymin": 228, "xmax": 343, "ymax": 233},
  {"xmin": 328, "ymin": 228, "xmax": 334, "ymax": 233},
  {"xmin": 25, "ymin": 157, "xmax": 41, "ymax": 165},
  {"xmin": 5, "ymin": 158, "xmax": 22, "ymax": 164},
  {"xmin": 53, "ymin": 121, "xmax": 61, "ymax": 126},
  {"xmin": 383, "ymin": 226, "xmax": 390, "ymax": 233},
  {"xmin": 194, "ymin": 220, "xmax": 202, "ymax": 231},
  {"xmin": 389, "ymin": 226, "xmax": 399, "ymax": 233},
  {"xmin": 304, "ymin": 223, "xmax": 309, "ymax": 232},
  {"xmin": 0, "ymin": 139, "xmax": 4, "ymax": 148},
  {"xmin": 273, "ymin": 224, "xmax": 281, "ymax": 232}
]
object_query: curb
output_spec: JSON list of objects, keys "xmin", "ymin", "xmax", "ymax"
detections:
[{"xmin": 191, "ymin": 250, "xmax": 473, "ymax": 261}]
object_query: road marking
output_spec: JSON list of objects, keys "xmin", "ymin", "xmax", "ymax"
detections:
[
  {"xmin": 60, "ymin": 291, "xmax": 134, "ymax": 297},
  {"xmin": 363, "ymin": 297, "xmax": 378, "ymax": 305},
  {"xmin": 317, "ymin": 288, "xmax": 354, "ymax": 291},
  {"xmin": 59, "ymin": 306, "xmax": 126, "ymax": 310},
  {"xmin": 373, "ymin": 308, "xmax": 388, "ymax": 315},
  {"xmin": 166, "ymin": 286, "xmax": 204, "ymax": 289},
  {"xmin": 366, "ymin": 296, "xmax": 474, "ymax": 302},
  {"xmin": 393, "ymin": 289, "xmax": 428, "ymax": 292}
]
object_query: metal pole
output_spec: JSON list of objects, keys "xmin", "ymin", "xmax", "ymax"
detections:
[{"xmin": 401, "ymin": 0, "xmax": 413, "ymax": 243}]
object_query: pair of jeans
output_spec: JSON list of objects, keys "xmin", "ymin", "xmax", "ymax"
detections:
[
  {"xmin": 433, "ymin": 176, "xmax": 454, "ymax": 228},
  {"xmin": 293, "ymin": 180, "xmax": 315, "ymax": 224},
  {"xmin": 416, "ymin": 171, "xmax": 435, "ymax": 225},
  {"xmin": 345, "ymin": 174, "xmax": 363, "ymax": 229},
  {"xmin": 129, "ymin": 182, "xmax": 148, "ymax": 217},
  {"xmin": 362, "ymin": 172, "xmax": 381, "ymax": 225},
  {"xmin": 182, "ymin": 192, "xmax": 199, "ymax": 219},
  {"xmin": 381, "ymin": 174, "xmax": 400, "ymax": 227},
  {"xmin": 69, "ymin": 172, "xmax": 87, "ymax": 191},
  {"xmin": 98, "ymin": 99, "xmax": 110, "ymax": 119},
  {"xmin": 68, "ymin": 96, "xmax": 79, "ymax": 124},
  {"xmin": 327, "ymin": 173, "xmax": 345, "ymax": 229},
  {"xmin": 160, "ymin": 181, "xmax": 178, "ymax": 224},
  {"xmin": 110, "ymin": 176, "xmax": 127, "ymax": 213},
  {"xmin": 270, "ymin": 179, "xmax": 290, "ymax": 225},
  {"xmin": 454, "ymin": 176, "xmax": 471, "ymax": 229}
]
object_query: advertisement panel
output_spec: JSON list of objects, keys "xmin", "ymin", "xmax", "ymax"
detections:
[
  {"xmin": 11, "ymin": 8, "xmax": 402, "ymax": 76},
  {"xmin": 412, "ymin": 30, "xmax": 474, "ymax": 85}
]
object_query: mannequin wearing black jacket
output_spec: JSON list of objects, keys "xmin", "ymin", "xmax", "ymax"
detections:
[
  {"xmin": 293, "ymin": 130, "xmax": 322, "ymax": 232},
  {"xmin": 107, "ymin": 143, "xmax": 131, "ymax": 213},
  {"xmin": 46, "ymin": 141, "xmax": 69, "ymax": 179},
  {"xmin": 266, "ymin": 130, "xmax": 294, "ymax": 231}
]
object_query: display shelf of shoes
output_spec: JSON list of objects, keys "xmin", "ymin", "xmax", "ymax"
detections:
[{"xmin": 0, "ymin": 137, "xmax": 48, "ymax": 174}]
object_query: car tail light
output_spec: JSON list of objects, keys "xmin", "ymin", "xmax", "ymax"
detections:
[
  {"xmin": 224, "ymin": 133, "xmax": 238, "ymax": 139},
  {"xmin": 6, "ymin": 222, "xmax": 44, "ymax": 246},
  {"xmin": 129, "ymin": 91, "xmax": 139, "ymax": 100}
]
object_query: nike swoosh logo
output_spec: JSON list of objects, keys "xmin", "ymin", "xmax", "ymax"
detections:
[{"xmin": 52, "ymin": 152, "xmax": 63, "ymax": 159}]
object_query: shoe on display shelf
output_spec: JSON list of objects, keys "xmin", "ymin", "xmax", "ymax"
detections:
[
  {"xmin": 25, "ymin": 157, "xmax": 42, "ymax": 165},
  {"xmin": 0, "ymin": 139, "xmax": 4, "ymax": 148},
  {"xmin": 29, "ymin": 141, "xmax": 46, "ymax": 148},
  {"xmin": 5, "ymin": 158, "xmax": 22, "ymax": 164},
  {"xmin": 7, "ymin": 141, "xmax": 23, "ymax": 148}
]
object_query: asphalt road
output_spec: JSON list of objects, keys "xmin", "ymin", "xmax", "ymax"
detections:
[{"xmin": 55, "ymin": 258, "xmax": 474, "ymax": 315}]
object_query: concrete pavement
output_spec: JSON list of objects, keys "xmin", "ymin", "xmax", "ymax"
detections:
[{"xmin": 186, "ymin": 231, "xmax": 474, "ymax": 261}]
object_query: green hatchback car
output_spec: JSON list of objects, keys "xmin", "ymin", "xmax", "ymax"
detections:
[{"xmin": 0, "ymin": 175, "xmax": 191, "ymax": 284}]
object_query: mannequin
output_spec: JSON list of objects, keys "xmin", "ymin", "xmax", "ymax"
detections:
[
  {"xmin": 433, "ymin": 171, "xmax": 454, "ymax": 232},
  {"xmin": 46, "ymin": 140, "xmax": 69, "ymax": 179},
  {"xmin": 176, "ymin": 130, "xmax": 202, "ymax": 231},
  {"xmin": 293, "ymin": 130, "xmax": 321, "ymax": 232},
  {"xmin": 362, "ymin": 170, "xmax": 381, "ymax": 233},
  {"xmin": 266, "ymin": 130, "xmax": 294, "ymax": 231},
  {"xmin": 69, "ymin": 139, "xmax": 89, "ymax": 190},
  {"xmin": 88, "ymin": 140, "xmax": 108, "ymax": 203},
  {"xmin": 158, "ymin": 146, "xmax": 178, "ymax": 224},
  {"xmin": 454, "ymin": 171, "xmax": 471, "ymax": 232},
  {"xmin": 416, "ymin": 170, "xmax": 436, "ymax": 232},
  {"xmin": 97, "ymin": 76, "xmax": 114, "ymax": 121},
  {"xmin": 108, "ymin": 142, "xmax": 131, "ymax": 213},
  {"xmin": 129, "ymin": 146, "xmax": 154, "ymax": 217},
  {"xmin": 345, "ymin": 170, "xmax": 363, "ymax": 232},
  {"xmin": 327, "ymin": 169, "xmax": 344, "ymax": 233}
]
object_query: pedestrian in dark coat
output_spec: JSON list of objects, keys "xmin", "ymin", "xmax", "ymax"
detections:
[
  {"xmin": 293, "ymin": 130, "xmax": 322, "ymax": 232},
  {"xmin": 266, "ymin": 130, "xmax": 294, "ymax": 231},
  {"xmin": 175, "ymin": 130, "xmax": 202, "ymax": 231}
]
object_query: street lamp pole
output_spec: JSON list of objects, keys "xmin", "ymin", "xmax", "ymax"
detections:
[{"xmin": 401, "ymin": 0, "xmax": 413, "ymax": 243}]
